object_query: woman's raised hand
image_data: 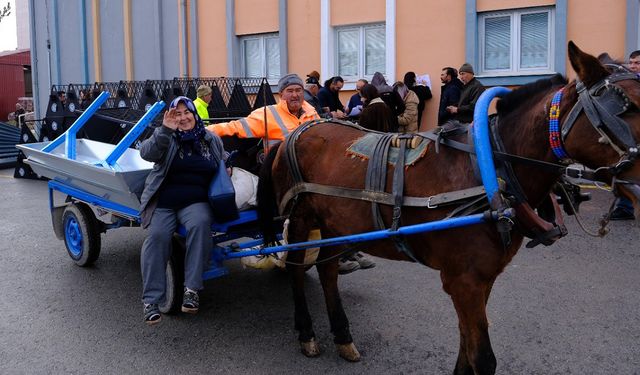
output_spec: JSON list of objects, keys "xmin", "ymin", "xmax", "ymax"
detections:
[{"xmin": 163, "ymin": 108, "xmax": 179, "ymax": 130}]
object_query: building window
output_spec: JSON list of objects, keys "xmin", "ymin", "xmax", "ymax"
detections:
[
  {"xmin": 335, "ymin": 24, "xmax": 385, "ymax": 80},
  {"xmin": 478, "ymin": 8, "xmax": 554, "ymax": 76},
  {"xmin": 240, "ymin": 33, "xmax": 280, "ymax": 80}
]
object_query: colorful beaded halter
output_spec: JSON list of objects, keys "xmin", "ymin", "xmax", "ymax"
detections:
[{"xmin": 548, "ymin": 88, "xmax": 570, "ymax": 161}]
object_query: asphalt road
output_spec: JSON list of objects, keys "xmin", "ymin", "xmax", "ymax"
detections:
[{"xmin": 0, "ymin": 167, "xmax": 639, "ymax": 374}]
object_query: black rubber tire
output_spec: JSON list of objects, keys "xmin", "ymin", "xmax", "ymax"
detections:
[
  {"xmin": 159, "ymin": 236, "xmax": 186, "ymax": 314},
  {"xmin": 62, "ymin": 204, "xmax": 101, "ymax": 267}
]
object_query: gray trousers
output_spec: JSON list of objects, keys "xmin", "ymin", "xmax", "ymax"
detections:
[{"xmin": 141, "ymin": 202, "xmax": 212, "ymax": 305}]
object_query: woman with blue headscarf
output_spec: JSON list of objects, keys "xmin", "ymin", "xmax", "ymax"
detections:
[{"xmin": 138, "ymin": 96, "xmax": 227, "ymax": 325}]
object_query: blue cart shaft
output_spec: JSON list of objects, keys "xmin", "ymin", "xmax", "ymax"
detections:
[
  {"xmin": 223, "ymin": 211, "xmax": 511, "ymax": 259},
  {"xmin": 472, "ymin": 87, "xmax": 511, "ymax": 206}
]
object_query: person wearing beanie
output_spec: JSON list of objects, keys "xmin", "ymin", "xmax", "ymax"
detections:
[
  {"xmin": 138, "ymin": 96, "xmax": 227, "ymax": 325},
  {"xmin": 446, "ymin": 63, "xmax": 485, "ymax": 123},
  {"xmin": 206, "ymin": 73, "xmax": 319, "ymax": 143},
  {"xmin": 304, "ymin": 75, "xmax": 329, "ymax": 118},
  {"xmin": 194, "ymin": 85, "xmax": 212, "ymax": 124}
]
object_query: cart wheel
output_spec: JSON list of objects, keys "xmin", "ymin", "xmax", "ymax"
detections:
[
  {"xmin": 62, "ymin": 204, "xmax": 101, "ymax": 267},
  {"xmin": 159, "ymin": 236, "xmax": 186, "ymax": 314}
]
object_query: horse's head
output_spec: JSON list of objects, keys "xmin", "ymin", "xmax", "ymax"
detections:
[{"xmin": 563, "ymin": 41, "xmax": 640, "ymax": 214}]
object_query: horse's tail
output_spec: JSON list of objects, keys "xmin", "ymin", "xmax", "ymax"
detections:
[{"xmin": 257, "ymin": 143, "xmax": 282, "ymax": 245}]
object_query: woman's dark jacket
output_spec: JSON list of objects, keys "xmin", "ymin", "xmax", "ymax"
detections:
[{"xmin": 138, "ymin": 125, "xmax": 226, "ymax": 228}]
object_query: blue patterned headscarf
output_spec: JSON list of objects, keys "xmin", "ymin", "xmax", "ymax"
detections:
[{"xmin": 170, "ymin": 96, "xmax": 208, "ymax": 157}]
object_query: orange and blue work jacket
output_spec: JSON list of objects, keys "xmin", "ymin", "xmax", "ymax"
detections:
[{"xmin": 206, "ymin": 100, "xmax": 319, "ymax": 143}]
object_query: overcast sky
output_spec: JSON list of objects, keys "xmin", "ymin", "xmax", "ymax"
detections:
[{"xmin": 0, "ymin": 0, "xmax": 17, "ymax": 53}]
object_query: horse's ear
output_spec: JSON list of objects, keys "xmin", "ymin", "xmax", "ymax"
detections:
[{"xmin": 568, "ymin": 41, "xmax": 609, "ymax": 87}]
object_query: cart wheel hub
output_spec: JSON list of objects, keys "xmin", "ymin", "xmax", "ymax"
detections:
[{"xmin": 65, "ymin": 216, "xmax": 83, "ymax": 257}]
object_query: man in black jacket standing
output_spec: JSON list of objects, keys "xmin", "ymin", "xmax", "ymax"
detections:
[
  {"xmin": 438, "ymin": 67, "xmax": 463, "ymax": 125},
  {"xmin": 446, "ymin": 63, "xmax": 485, "ymax": 124}
]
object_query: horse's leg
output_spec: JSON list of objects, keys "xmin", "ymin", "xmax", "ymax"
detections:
[
  {"xmin": 442, "ymin": 272, "xmax": 497, "ymax": 375},
  {"xmin": 286, "ymin": 220, "xmax": 320, "ymax": 357},
  {"xmin": 315, "ymin": 245, "xmax": 360, "ymax": 362}
]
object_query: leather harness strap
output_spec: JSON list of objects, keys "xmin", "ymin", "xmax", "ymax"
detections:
[{"xmin": 277, "ymin": 183, "xmax": 486, "ymax": 216}]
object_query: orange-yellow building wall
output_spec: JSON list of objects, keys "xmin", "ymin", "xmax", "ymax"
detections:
[
  {"xmin": 331, "ymin": 0, "xmax": 385, "ymax": 26},
  {"xmin": 196, "ymin": 1, "xmax": 228, "ymax": 76},
  {"xmin": 288, "ymin": 0, "xmax": 321, "ymax": 80},
  {"xmin": 566, "ymin": 0, "xmax": 626, "ymax": 79},
  {"xmin": 193, "ymin": 0, "xmax": 630, "ymax": 126},
  {"xmin": 477, "ymin": 0, "xmax": 555, "ymax": 12},
  {"xmin": 235, "ymin": 0, "xmax": 279, "ymax": 35},
  {"xmin": 396, "ymin": 0, "xmax": 467, "ymax": 130}
]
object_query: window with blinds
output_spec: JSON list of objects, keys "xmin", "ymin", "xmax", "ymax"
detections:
[
  {"xmin": 479, "ymin": 8, "xmax": 553, "ymax": 76},
  {"xmin": 336, "ymin": 24, "xmax": 385, "ymax": 80},
  {"xmin": 240, "ymin": 33, "xmax": 280, "ymax": 80}
]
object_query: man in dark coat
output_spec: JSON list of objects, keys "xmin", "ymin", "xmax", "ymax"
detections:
[
  {"xmin": 446, "ymin": 63, "xmax": 485, "ymax": 124},
  {"xmin": 437, "ymin": 67, "xmax": 463, "ymax": 125},
  {"xmin": 317, "ymin": 76, "xmax": 347, "ymax": 119}
]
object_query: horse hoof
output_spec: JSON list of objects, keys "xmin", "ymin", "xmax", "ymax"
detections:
[
  {"xmin": 336, "ymin": 343, "xmax": 361, "ymax": 362},
  {"xmin": 300, "ymin": 338, "xmax": 321, "ymax": 357}
]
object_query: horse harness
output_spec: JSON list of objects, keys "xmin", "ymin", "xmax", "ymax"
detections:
[
  {"xmin": 278, "ymin": 70, "xmax": 640, "ymax": 259},
  {"xmin": 281, "ymin": 119, "xmax": 488, "ymax": 263}
]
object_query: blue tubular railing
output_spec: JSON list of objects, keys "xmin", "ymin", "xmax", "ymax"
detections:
[
  {"xmin": 102, "ymin": 101, "xmax": 165, "ymax": 167},
  {"xmin": 42, "ymin": 91, "xmax": 111, "ymax": 157},
  {"xmin": 472, "ymin": 87, "xmax": 511, "ymax": 207}
]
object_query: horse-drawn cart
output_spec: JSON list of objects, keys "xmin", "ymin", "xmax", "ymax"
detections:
[{"xmin": 17, "ymin": 87, "xmax": 522, "ymax": 313}]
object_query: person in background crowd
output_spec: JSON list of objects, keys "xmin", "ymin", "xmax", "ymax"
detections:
[
  {"xmin": 194, "ymin": 85, "xmax": 212, "ymax": 124},
  {"xmin": 392, "ymin": 81, "xmax": 419, "ymax": 133},
  {"xmin": 403, "ymin": 72, "xmax": 432, "ymax": 128},
  {"xmin": 138, "ymin": 96, "xmax": 227, "ymax": 325},
  {"xmin": 359, "ymin": 83, "xmax": 396, "ymax": 133},
  {"xmin": 307, "ymin": 70, "xmax": 320, "ymax": 82},
  {"xmin": 446, "ymin": 63, "xmax": 484, "ymax": 124},
  {"xmin": 318, "ymin": 76, "xmax": 347, "ymax": 119},
  {"xmin": 14, "ymin": 103, "xmax": 25, "ymax": 125},
  {"xmin": 371, "ymin": 72, "xmax": 405, "ymax": 132},
  {"xmin": 79, "ymin": 89, "xmax": 91, "ymax": 110},
  {"xmin": 304, "ymin": 75, "xmax": 328, "ymax": 118},
  {"xmin": 438, "ymin": 67, "xmax": 463, "ymax": 125},
  {"xmin": 610, "ymin": 50, "xmax": 640, "ymax": 220},
  {"xmin": 346, "ymin": 79, "xmax": 367, "ymax": 120},
  {"xmin": 57, "ymin": 91, "xmax": 67, "ymax": 106}
]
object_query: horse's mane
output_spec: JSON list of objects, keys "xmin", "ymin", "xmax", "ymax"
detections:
[{"xmin": 496, "ymin": 74, "xmax": 568, "ymax": 115}]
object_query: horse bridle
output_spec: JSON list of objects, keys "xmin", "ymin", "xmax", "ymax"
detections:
[{"xmin": 550, "ymin": 67, "xmax": 640, "ymax": 181}]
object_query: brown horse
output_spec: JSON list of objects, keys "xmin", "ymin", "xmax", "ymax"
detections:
[{"xmin": 257, "ymin": 42, "xmax": 640, "ymax": 374}]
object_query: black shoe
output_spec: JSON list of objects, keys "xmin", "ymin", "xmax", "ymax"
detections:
[
  {"xmin": 143, "ymin": 303, "xmax": 161, "ymax": 325},
  {"xmin": 610, "ymin": 207, "xmax": 635, "ymax": 221},
  {"xmin": 181, "ymin": 288, "xmax": 200, "ymax": 314}
]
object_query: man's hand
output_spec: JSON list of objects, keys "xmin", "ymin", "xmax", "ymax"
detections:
[
  {"xmin": 331, "ymin": 110, "xmax": 347, "ymax": 119},
  {"xmin": 446, "ymin": 106, "xmax": 458, "ymax": 114},
  {"xmin": 163, "ymin": 108, "xmax": 179, "ymax": 130}
]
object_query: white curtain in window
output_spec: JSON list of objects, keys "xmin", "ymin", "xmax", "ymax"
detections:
[
  {"xmin": 265, "ymin": 37, "xmax": 280, "ymax": 79},
  {"xmin": 484, "ymin": 16, "xmax": 511, "ymax": 70},
  {"xmin": 365, "ymin": 27, "xmax": 385, "ymax": 75},
  {"xmin": 244, "ymin": 39, "xmax": 261, "ymax": 78},
  {"xmin": 338, "ymin": 29, "xmax": 359, "ymax": 77},
  {"xmin": 520, "ymin": 12, "xmax": 548, "ymax": 69}
]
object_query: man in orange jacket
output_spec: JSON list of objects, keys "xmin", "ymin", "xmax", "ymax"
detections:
[
  {"xmin": 206, "ymin": 73, "xmax": 376, "ymax": 274},
  {"xmin": 206, "ymin": 73, "xmax": 319, "ymax": 144}
]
